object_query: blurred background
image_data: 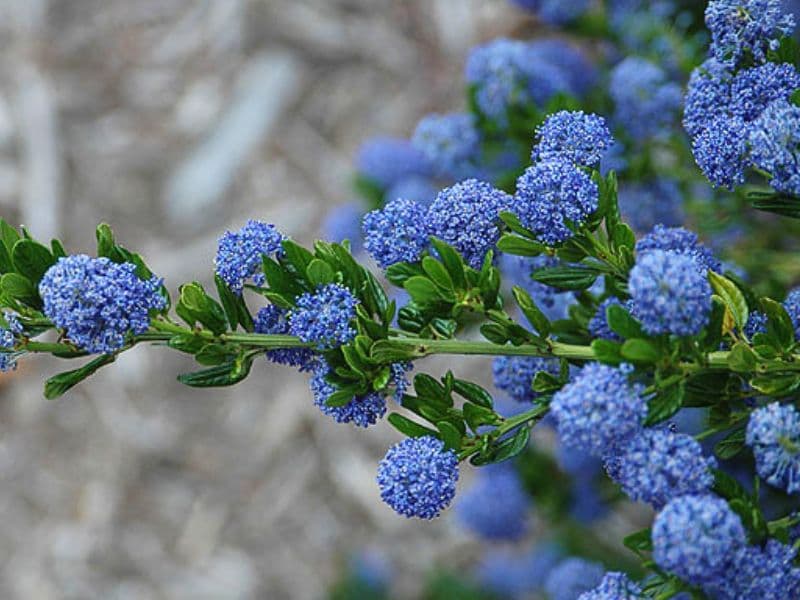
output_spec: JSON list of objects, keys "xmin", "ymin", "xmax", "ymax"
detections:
[{"xmin": 0, "ymin": 1, "xmax": 536, "ymax": 598}]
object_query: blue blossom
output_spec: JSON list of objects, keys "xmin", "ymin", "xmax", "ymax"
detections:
[
  {"xmin": 707, "ymin": 539, "xmax": 800, "ymax": 599},
  {"xmin": 390, "ymin": 362, "xmax": 412, "ymax": 402},
  {"xmin": 629, "ymin": 250, "xmax": 713, "ymax": 336},
  {"xmin": 570, "ymin": 479, "xmax": 610, "ymax": 524},
  {"xmin": 412, "ymin": 113, "xmax": 481, "ymax": 180},
  {"xmin": 705, "ymin": 0, "xmax": 795, "ymax": 67},
  {"xmin": 39, "ymin": 255, "xmax": 165, "ymax": 354},
  {"xmin": 492, "ymin": 355, "xmax": 560, "ymax": 403},
  {"xmin": 215, "ymin": 220, "xmax": 285, "ymax": 294},
  {"xmin": 356, "ymin": 137, "xmax": 431, "ymax": 188},
  {"xmin": 527, "ymin": 39, "xmax": 598, "ymax": 98},
  {"xmin": 477, "ymin": 544, "xmax": 562, "ymax": 599},
  {"xmin": 746, "ymin": 402, "xmax": 800, "ymax": 494},
  {"xmin": 550, "ymin": 363, "xmax": 647, "ymax": 457},
  {"xmin": 384, "ymin": 176, "xmax": 438, "ymax": 206},
  {"xmin": 684, "ymin": 58, "xmax": 734, "ymax": 138},
  {"xmin": 534, "ymin": 111, "xmax": 614, "ymax": 167},
  {"xmin": 254, "ymin": 304, "xmax": 315, "ymax": 369},
  {"xmin": 618, "ymin": 179, "xmax": 685, "ymax": 234},
  {"xmin": 744, "ymin": 310, "xmax": 768, "ymax": 338},
  {"xmin": 510, "ymin": 0, "xmax": 592, "ymax": 24},
  {"xmin": 635, "ymin": 225, "xmax": 722, "ymax": 273},
  {"xmin": 376, "ymin": 435, "xmax": 459, "ymax": 519},
  {"xmin": 321, "ymin": 202, "xmax": 364, "ymax": 252},
  {"xmin": 513, "ymin": 159, "xmax": 599, "ymax": 246},
  {"xmin": 544, "ymin": 557, "xmax": 605, "ymax": 600},
  {"xmin": 577, "ymin": 572, "xmax": 645, "ymax": 600},
  {"xmin": 606, "ymin": 428, "xmax": 716, "ymax": 508},
  {"xmin": 427, "ymin": 179, "xmax": 512, "ymax": 269},
  {"xmin": 308, "ymin": 362, "xmax": 386, "ymax": 428},
  {"xmin": 500, "ymin": 255, "xmax": 575, "ymax": 321},
  {"xmin": 610, "ymin": 57, "xmax": 682, "ymax": 141},
  {"xmin": 288, "ymin": 284, "xmax": 358, "ymax": 350},
  {"xmin": 785, "ymin": 286, "xmax": 800, "ymax": 339},
  {"xmin": 4, "ymin": 312, "xmax": 23, "ymax": 336},
  {"xmin": 652, "ymin": 494, "xmax": 746, "ymax": 585},
  {"xmin": 0, "ymin": 321, "xmax": 19, "ymax": 372},
  {"xmin": 749, "ymin": 99, "xmax": 800, "ymax": 195},
  {"xmin": 730, "ymin": 62, "xmax": 800, "ymax": 122},
  {"xmin": 455, "ymin": 463, "xmax": 530, "ymax": 540},
  {"xmin": 362, "ymin": 198, "xmax": 430, "ymax": 268}
]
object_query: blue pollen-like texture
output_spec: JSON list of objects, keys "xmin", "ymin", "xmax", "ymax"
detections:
[
  {"xmin": 376, "ymin": 435, "xmax": 459, "ymax": 519},
  {"xmin": 308, "ymin": 363, "xmax": 386, "ymax": 428},
  {"xmin": 389, "ymin": 361, "xmax": 412, "ymax": 403},
  {"xmin": 693, "ymin": 114, "xmax": 750, "ymax": 190},
  {"xmin": 705, "ymin": 539, "xmax": 800, "ymax": 599},
  {"xmin": 606, "ymin": 428, "xmax": 717, "ymax": 508},
  {"xmin": 288, "ymin": 283, "xmax": 359, "ymax": 350},
  {"xmin": 577, "ymin": 572, "xmax": 645, "ymax": 600},
  {"xmin": 534, "ymin": 111, "xmax": 614, "ymax": 167},
  {"xmin": 746, "ymin": 402, "xmax": 800, "ymax": 494},
  {"xmin": 455, "ymin": 463, "xmax": 530, "ymax": 540},
  {"xmin": 492, "ymin": 355, "xmax": 560, "ymax": 403},
  {"xmin": 513, "ymin": 158, "xmax": 599, "ymax": 246},
  {"xmin": 550, "ymin": 363, "xmax": 647, "ymax": 457},
  {"xmin": 39, "ymin": 255, "xmax": 165, "ymax": 355},
  {"xmin": 705, "ymin": 0, "xmax": 796, "ymax": 67},
  {"xmin": 749, "ymin": 99, "xmax": 800, "ymax": 196},
  {"xmin": 684, "ymin": 58, "xmax": 734, "ymax": 138},
  {"xmin": 544, "ymin": 557, "xmax": 605, "ymax": 600},
  {"xmin": 652, "ymin": 494, "xmax": 747, "ymax": 585},
  {"xmin": 355, "ymin": 136, "xmax": 432, "ymax": 188},
  {"xmin": 477, "ymin": 544, "xmax": 562, "ymax": 599},
  {"xmin": 362, "ymin": 198, "xmax": 430, "ymax": 269},
  {"xmin": 785, "ymin": 287, "xmax": 800, "ymax": 340},
  {"xmin": 744, "ymin": 310, "xmax": 768, "ymax": 338},
  {"xmin": 628, "ymin": 250, "xmax": 713, "ymax": 337},
  {"xmin": 253, "ymin": 305, "xmax": 315, "ymax": 370},
  {"xmin": 618, "ymin": 179, "xmax": 686, "ymax": 234},
  {"xmin": 321, "ymin": 202, "xmax": 364, "ymax": 252},
  {"xmin": 427, "ymin": 179, "xmax": 512, "ymax": 269},
  {"xmin": 635, "ymin": 224, "xmax": 721, "ymax": 273},
  {"xmin": 412, "ymin": 113, "xmax": 481, "ymax": 180},
  {"xmin": 730, "ymin": 62, "xmax": 800, "ymax": 122},
  {"xmin": 610, "ymin": 57, "xmax": 682, "ymax": 141},
  {"xmin": 215, "ymin": 220, "xmax": 285, "ymax": 294}
]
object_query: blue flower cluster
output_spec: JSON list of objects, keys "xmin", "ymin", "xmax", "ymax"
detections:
[
  {"xmin": 534, "ymin": 111, "xmax": 613, "ymax": 167},
  {"xmin": 749, "ymin": 99, "xmax": 800, "ymax": 195},
  {"xmin": 253, "ymin": 304, "xmax": 315, "ymax": 369},
  {"xmin": 492, "ymin": 355, "xmax": 560, "ymax": 403},
  {"xmin": 527, "ymin": 39, "xmax": 598, "ymax": 97},
  {"xmin": 692, "ymin": 115, "xmax": 750, "ymax": 189},
  {"xmin": 362, "ymin": 198, "xmax": 430, "ymax": 268},
  {"xmin": 288, "ymin": 284, "xmax": 358, "ymax": 350},
  {"xmin": 412, "ymin": 113, "xmax": 481, "ymax": 180},
  {"xmin": 356, "ymin": 137, "xmax": 431, "ymax": 188},
  {"xmin": 40, "ymin": 255, "xmax": 165, "ymax": 354},
  {"xmin": 544, "ymin": 557, "xmax": 605, "ymax": 600},
  {"xmin": 618, "ymin": 179, "xmax": 685, "ymax": 234},
  {"xmin": 0, "ymin": 312, "xmax": 23, "ymax": 372},
  {"xmin": 707, "ymin": 539, "xmax": 800, "ymax": 599},
  {"xmin": 309, "ymin": 363, "xmax": 387, "ymax": 428},
  {"xmin": 578, "ymin": 572, "xmax": 644, "ymax": 600},
  {"xmin": 376, "ymin": 435, "xmax": 459, "ymax": 519},
  {"xmin": 455, "ymin": 463, "xmax": 529, "ymax": 540},
  {"xmin": 746, "ymin": 402, "xmax": 800, "ymax": 494},
  {"xmin": 215, "ymin": 220, "xmax": 285, "ymax": 294},
  {"xmin": 510, "ymin": 0, "xmax": 591, "ymax": 25},
  {"xmin": 744, "ymin": 310, "xmax": 768, "ymax": 338},
  {"xmin": 784, "ymin": 286, "xmax": 800, "ymax": 339},
  {"xmin": 635, "ymin": 225, "xmax": 722, "ymax": 273}
]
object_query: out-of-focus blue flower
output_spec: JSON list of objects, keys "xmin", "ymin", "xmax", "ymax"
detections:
[
  {"xmin": 455, "ymin": 463, "xmax": 530, "ymax": 540},
  {"xmin": 749, "ymin": 99, "xmax": 800, "ymax": 196},
  {"xmin": 618, "ymin": 179, "xmax": 686, "ymax": 234},
  {"xmin": 215, "ymin": 220, "xmax": 285, "ymax": 294},
  {"xmin": 412, "ymin": 113, "xmax": 481, "ymax": 180},
  {"xmin": 746, "ymin": 402, "xmax": 800, "ymax": 494},
  {"xmin": 254, "ymin": 305, "xmax": 315, "ymax": 369},
  {"xmin": 706, "ymin": 539, "xmax": 800, "ymax": 599},
  {"xmin": 527, "ymin": 39, "xmax": 598, "ymax": 97},
  {"xmin": 544, "ymin": 557, "xmax": 605, "ymax": 600},
  {"xmin": 534, "ymin": 111, "xmax": 614, "ymax": 167},
  {"xmin": 500, "ymin": 255, "xmax": 575, "ymax": 322},
  {"xmin": 363, "ymin": 198, "xmax": 430, "ymax": 268},
  {"xmin": 356, "ymin": 137, "xmax": 432, "ymax": 188},
  {"xmin": 288, "ymin": 283, "xmax": 358, "ymax": 349},
  {"xmin": 384, "ymin": 176, "xmax": 438, "ymax": 207},
  {"xmin": 635, "ymin": 224, "xmax": 721, "ymax": 273},
  {"xmin": 309, "ymin": 362, "xmax": 386, "ymax": 428},
  {"xmin": 578, "ymin": 572, "xmax": 645, "ymax": 600},
  {"xmin": 349, "ymin": 549, "xmax": 392, "ymax": 590},
  {"xmin": 570, "ymin": 479, "xmax": 609, "ymax": 524},
  {"xmin": 510, "ymin": 0, "xmax": 592, "ymax": 25},
  {"xmin": 477, "ymin": 543, "xmax": 562, "ymax": 599},
  {"xmin": 322, "ymin": 202, "xmax": 364, "ymax": 252},
  {"xmin": 784, "ymin": 286, "xmax": 800, "ymax": 339},
  {"xmin": 492, "ymin": 355, "xmax": 560, "ymax": 403}
]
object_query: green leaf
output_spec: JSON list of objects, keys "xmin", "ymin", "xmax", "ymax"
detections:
[
  {"xmin": 195, "ymin": 343, "xmax": 237, "ymax": 366},
  {"xmin": 178, "ymin": 282, "xmax": 228, "ymax": 334},
  {"xmin": 750, "ymin": 193, "xmax": 800, "ymax": 219},
  {"xmin": 1, "ymin": 272, "xmax": 39, "ymax": 307},
  {"xmin": 44, "ymin": 354, "xmax": 116, "ymax": 399},
  {"xmin": 611, "ymin": 223, "xmax": 635, "ymax": 250},
  {"xmin": 281, "ymin": 239, "xmax": 315, "ymax": 274},
  {"xmin": 0, "ymin": 220, "xmax": 20, "ymax": 253},
  {"xmin": 512, "ymin": 286, "xmax": 551, "ymax": 337},
  {"xmin": 749, "ymin": 373, "xmax": 800, "ymax": 396},
  {"xmin": 453, "ymin": 379, "xmax": 494, "ymax": 408},
  {"xmin": 388, "ymin": 413, "xmax": 437, "ymax": 438},
  {"xmin": 708, "ymin": 271, "xmax": 748, "ymax": 332},
  {"xmin": 591, "ymin": 339, "xmax": 623, "ymax": 365},
  {"xmin": 623, "ymin": 527, "xmax": 653, "ymax": 556},
  {"xmin": 177, "ymin": 356, "xmax": 255, "ymax": 387},
  {"xmin": 422, "ymin": 256, "xmax": 455, "ymax": 293},
  {"xmin": 385, "ymin": 261, "xmax": 424, "ymax": 287},
  {"xmin": 471, "ymin": 426, "xmax": 530, "ymax": 466},
  {"xmin": 645, "ymin": 381, "xmax": 685, "ymax": 426},
  {"xmin": 429, "ymin": 238, "xmax": 466, "ymax": 290},
  {"xmin": 437, "ymin": 421, "xmax": 463, "ymax": 450},
  {"xmin": 167, "ymin": 334, "xmax": 206, "ymax": 354},
  {"xmin": 531, "ymin": 266, "xmax": 598, "ymax": 291},
  {"xmin": 325, "ymin": 385, "xmax": 360, "ymax": 408},
  {"xmin": 606, "ymin": 302, "xmax": 643, "ymax": 339},
  {"xmin": 0, "ymin": 242, "xmax": 12, "ymax": 274},
  {"xmin": 532, "ymin": 370, "xmax": 562, "ymax": 393},
  {"xmin": 95, "ymin": 223, "xmax": 116, "ymax": 258},
  {"xmin": 620, "ymin": 338, "xmax": 660, "ymax": 364},
  {"xmin": 11, "ymin": 239, "xmax": 55, "ymax": 283},
  {"xmin": 215, "ymin": 275, "xmax": 253, "ymax": 331},
  {"xmin": 728, "ymin": 343, "xmax": 757, "ymax": 373},
  {"xmin": 761, "ymin": 298, "xmax": 795, "ymax": 350},
  {"xmin": 496, "ymin": 234, "xmax": 545, "ymax": 257},
  {"xmin": 414, "ymin": 373, "xmax": 448, "ymax": 403},
  {"xmin": 480, "ymin": 322, "xmax": 509, "ymax": 345},
  {"xmin": 463, "ymin": 403, "xmax": 499, "ymax": 430},
  {"xmin": 370, "ymin": 340, "xmax": 424, "ymax": 363},
  {"xmin": 50, "ymin": 239, "xmax": 67, "ymax": 259},
  {"xmin": 714, "ymin": 427, "xmax": 746, "ymax": 460},
  {"xmin": 404, "ymin": 276, "xmax": 448, "ymax": 306},
  {"xmin": 306, "ymin": 259, "xmax": 336, "ymax": 287}
]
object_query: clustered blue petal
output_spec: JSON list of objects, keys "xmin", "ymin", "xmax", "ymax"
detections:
[
  {"xmin": 362, "ymin": 198, "xmax": 430, "ymax": 268},
  {"xmin": 513, "ymin": 158, "xmax": 599, "ymax": 246},
  {"xmin": 784, "ymin": 286, "xmax": 800, "ymax": 340},
  {"xmin": 477, "ymin": 544, "xmax": 562, "ymax": 599},
  {"xmin": 510, "ymin": 0, "xmax": 591, "ymax": 24},
  {"xmin": 577, "ymin": 572, "xmax": 645, "ymax": 600},
  {"xmin": 744, "ymin": 310, "xmax": 768, "ymax": 338},
  {"xmin": 39, "ymin": 255, "xmax": 165, "ymax": 354},
  {"xmin": 4, "ymin": 312, "xmax": 23, "ymax": 336},
  {"xmin": 544, "ymin": 557, "xmax": 605, "ymax": 600},
  {"xmin": 628, "ymin": 250, "xmax": 713, "ymax": 336},
  {"xmin": 730, "ymin": 62, "xmax": 800, "ymax": 121},
  {"xmin": 427, "ymin": 179, "xmax": 512, "ymax": 269},
  {"xmin": 390, "ymin": 361, "xmax": 412, "ymax": 402},
  {"xmin": 550, "ymin": 363, "xmax": 647, "ymax": 457},
  {"xmin": 309, "ymin": 362, "xmax": 386, "ymax": 427},
  {"xmin": 492, "ymin": 355, "xmax": 560, "ymax": 403},
  {"xmin": 618, "ymin": 179, "xmax": 685, "ymax": 234},
  {"xmin": 534, "ymin": 111, "xmax": 614, "ymax": 167},
  {"xmin": 322, "ymin": 202, "xmax": 364, "ymax": 252},
  {"xmin": 356, "ymin": 137, "xmax": 431, "ymax": 188},
  {"xmin": 253, "ymin": 304, "xmax": 315, "ymax": 369},
  {"xmin": 606, "ymin": 428, "xmax": 717, "ymax": 508},
  {"xmin": 635, "ymin": 225, "xmax": 722, "ymax": 273},
  {"xmin": 705, "ymin": 0, "xmax": 795, "ymax": 67},
  {"xmin": 215, "ymin": 220, "xmax": 284, "ymax": 294},
  {"xmin": 376, "ymin": 435, "xmax": 459, "ymax": 519},
  {"xmin": 455, "ymin": 463, "xmax": 530, "ymax": 540},
  {"xmin": 288, "ymin": 283, "xmax": 358, "ymax": 350},
  {"xmin": 749, "ymin": 99, "xmax": 800, "ymax": 195},
  {"xmin": 610, "ymin": 57, "xmax": 682, "ymax": 141},
  {"xmin": 0, "ymin": 320, "xmax": 18, "ymax": 372},
  {"xmin": 706, "ymin": 539, "xmax": 800, "ymax": 599},
  {"xmin": 412, "ymin": 113, "xmax": 481, "ymax": 180},
  {"xmin": 746, "ymin": 401, "xmax": 800, "ymax": 494},
  {"xmin": 652, "ymin": 494, "xmax": 746, "ymax": 585},
  {"xmin": 692, "ymin": 115, "xmax": 750, "ymax": 190},
  {"xmin": 684, "ymin": 58, "xmax": 734, "ymax": 138}
]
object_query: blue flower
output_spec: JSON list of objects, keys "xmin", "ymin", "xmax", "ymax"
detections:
[
  {"xmin": 362, "ymin": 198, "xmax": 430, "ymax": 268},
  {"xmin": 40, "ymin": 255, "xmax": 165, "ymax": 354},
  {"xmin": 492, "ymin": 355, "xmax": 560, "ymax": 403},
  {"xmin": 610, "ymin": 57, "xmax": 682, "ymax": 142},
  {"xmin": 510, "ymin": 0, "xmax": 592, "ymax": 24},
  {"xmin": 527, "ymin": 39, "xmax": 598, "ymax": 98},
  {"xmin": 215, "ymin": 220, "xmax": 285, "ymax": 294},
  {"xmin": 749, "ymin": 99, "xmax": 800, "ymax": 196},
  {"xmin": 606, "ymin": 428, "xmax": 717, "ymax": 508},
  {"xmin": 534, "ymin": 111, "xmax": 614, "ymax": 167},
  {"xmin": 635, "ymin": 225, "xmax": 722, "ymax": 273},
  {"xmin": 705, "ymin": 0, "xmax": 795, "ymax": 67},
  {"xmin": 730, "ymin": 62, "xmax": 800, "ymax": 122},
  {"xmin": 550, "ymin": 363, "xmax": 647, "ymax": 457},
  {"xmin": 652, "ymin": 494, "xmax": 746, "ymax": 585},
  {"xmin": 684, "ymin": 58, "xmax": 734, "ymax": 138},
  {"xmin": 570, "ymin": 479, "xmax": 610, "ymax": 525},
  {"xmin": 746, "ymin": 402, "xmax": 800, "ymax": 494},
  {"xmin": 412, "ymin": 113, "xmax": 481, "ymax": 180},
  {"xmin": 477, "ymin": 544, "xmax": 562, "ymax": 599},
  {"xmin": 427, "ymin": 179, "xmax": 512, "ymax": 269},
  {"xmin": 384, "ymin": 176, "xmax": 438, "ymax": 207},
  {"xmin": 513, "ymin": 159, "xmax": 599, "ymax": 246},
  {"xmin": 706, "ymin": 540, "xmax": 800, "ymax": 599},
  {"xmin": 629, "ymin": 250, "xmax": 713, "ymax": 336},
  {"xmin": 578, "ymin": 572, "xmax": 645, "ymax": 600},
  {"xmin": 322, "ymin": 202, "xmax": 364, "ymax": 252},
  {"xmin": 356, "ymin": 137, "xmax": 431, "ymax": 188},
  {"xmin": 618, "ymin": 179, "xmax": 685, "ymax": 234},
  {"xmin": 253, "ymin": 304, "xmax": 315, "ymax": 369},
  {"xmin": 376, "ymin": 435, "xmax": 459, "ymax": 519},
  {"xmin": 784, "ymin": 286, "xmax": 800, "ymax": 340},
  {"xmin": 390, "ymin": 361, "xmax": 412, "ymax": 402},
  {"xmin": 744, "ymin": 310, "xmax": 768, "ymax": 338},
  {"xmin": 455, "ymin": 463, "xmax": 530, "ymax": 540},
  {"xmin": 308, "ymin": 362, "xmax": 386, "ymax": 428},
  {"xmin": 288, "ymin": 283, "xmax": 358, "ymax": 350},
  {"xmin": 544, "ymin": 557, "xmax": 605, "ymax": 600}
]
